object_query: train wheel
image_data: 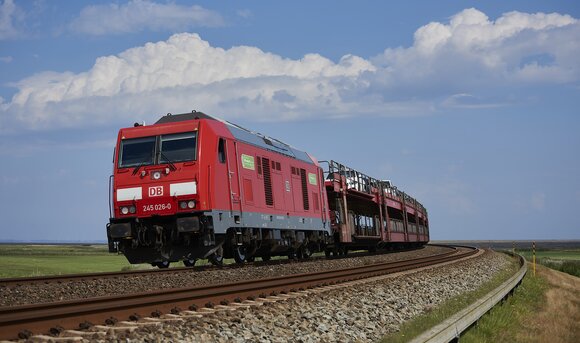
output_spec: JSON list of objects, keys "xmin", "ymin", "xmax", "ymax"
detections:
[
  {"xmin": 209, "ymin": 253, "xmax": 224, "ymax": 266},
  {"xmin": 183, "ymin": 259, "xmax": 196, "ymax": 267},
  {"xmin": 233, "ymin": 246, "xmax": 247, "ymax": 264},
  {"xmin": 246, "ymin": 256, "xmax": 255, "ymax": 262},
  {"xmin": 156, "ymin": 261, "xmax": 170, "ymax": 269},
  {"xmin": 300, "ymin": 245, "xmax": 312, "ymax": 259},
  {"xmin": 261, "ymin": 255, "xmax": 271, "ymax": 262},
  {"xmin": 325, "ymin": 249, "xmax": 331, "ymax": 258}
]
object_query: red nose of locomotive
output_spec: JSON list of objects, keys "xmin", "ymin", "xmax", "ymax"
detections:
[{"xmin": 114, "ymin": 167, "xmax": 198, "ymax": 218}]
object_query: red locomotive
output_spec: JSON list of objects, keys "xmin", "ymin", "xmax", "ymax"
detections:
[{"xmin": 107, "ymin": 111, "xmax": 429, "ymax": 267}]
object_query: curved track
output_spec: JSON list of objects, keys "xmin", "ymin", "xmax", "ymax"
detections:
[
  {"xmin": 0, "ymin": 246, "xmax": 477, "ymax": 340},
  {"xmin": 0, "ymin": 245, "xmax": 440, "ymax": 287}
]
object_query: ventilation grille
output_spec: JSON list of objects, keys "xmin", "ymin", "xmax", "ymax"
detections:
[
  {"xmin": 262, "ymin": 157, "xmax": 273, "ymax": 206},
  {"xmin": 300, "ymin": 168, "xmax": 309, "ymax": 210}
]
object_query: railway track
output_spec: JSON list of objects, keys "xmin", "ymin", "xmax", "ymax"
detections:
[
  {"xmin": 0, "ymin": 246, "xmax": 434, "ymax": 287},
  {"xmin": 0, "ymin": 246, "xmax": 477, "ymax": 340}
]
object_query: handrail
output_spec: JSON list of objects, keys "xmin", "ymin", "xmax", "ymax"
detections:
[
  {"xmin": 323, "ymin": 160, "xmax": 426, "ymax": 212},
  {"xmin": 409, "ymin": 252, "xmax": 527, "ymax": 343}
]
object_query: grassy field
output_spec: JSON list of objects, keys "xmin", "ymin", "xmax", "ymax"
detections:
[
  {"xmin": 516, "ymin": 249, "xmax": 580, "ymax": 277},
  {"xmin": 0, "ymin": 244, "xmax": 262, "ymax": 278},
  {"xmin": 0, "ymin": 244, "xmax": 154, "ymax": 278}
]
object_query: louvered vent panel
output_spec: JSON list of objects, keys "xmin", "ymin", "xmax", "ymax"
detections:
[
  {"xmin": 300, "ymin": 168, "xmax": 309, "ymax": 210},
  {"xmin": 262, "ymin": 157, "xmax": 274, "ymax": 206}
]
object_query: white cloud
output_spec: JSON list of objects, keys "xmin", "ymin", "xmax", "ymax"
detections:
[
  {"xmin": 0, "ymin": 55, "xmax": 11, "ymax": 63},
  {"xmin": 1, "ymin": 32, "xmax": 376, "ymax": 129},
  {"xmin": 0, "ymin": 0, "xmax": 21, "ymax": 39},
  {"xmin": 1, "ymin": 8, "xmax": 579, "ymax": 131},
  {"xmin": 373, "ymin": 8, "xmax": 579, "ymax": 91},
  {"xmin": 69, "ymin": 0, "xmax": 224, "ymax": 35}
]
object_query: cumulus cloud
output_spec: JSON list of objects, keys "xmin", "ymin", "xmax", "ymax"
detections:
[
  {"xmin": 1, "ymin": 8, "xmax": 579, "ymax": 131},
  {"xmin": 373, "ymin": 8, "xmax": 579, "ymax": 93},
  {"xmin": 1, "ymin": 33, "xmax": 377, "ymax": 129},
  {"xmin": 69, "ymin": 0, "xmax": 224, "ymax": 35}
]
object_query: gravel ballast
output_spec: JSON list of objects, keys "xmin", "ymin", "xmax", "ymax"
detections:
[
  {"xmin": 1, "ymin": 246, "xmax": 450, "ymax": 307},
  {"xmin": 115, "ymin": 250, "xmax": 514, "ymax": 343}
]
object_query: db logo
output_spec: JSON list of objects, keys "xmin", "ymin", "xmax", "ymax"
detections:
[{"xmin": 149, "ymin": 186, "xmax": 163, "ymax": 197}]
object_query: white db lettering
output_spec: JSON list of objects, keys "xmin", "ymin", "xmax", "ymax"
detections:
[{"xmin": 149, "ymin": 186, "xmax": 163, "ymax": 197}]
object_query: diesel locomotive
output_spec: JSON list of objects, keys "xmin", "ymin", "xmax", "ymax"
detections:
[{"xmin": 106, "ymin": 111, "xmax": 429, "ymax": 267}]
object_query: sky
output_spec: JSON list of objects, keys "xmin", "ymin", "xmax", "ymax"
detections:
[{"xmin": 0, "ymin": 0, "xmax": 579, "ymax": 242}]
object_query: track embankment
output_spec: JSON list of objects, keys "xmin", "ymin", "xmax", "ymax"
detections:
[
  {"xmin": 0, "ymin": 245, "xmax": 451, "ymax": 307},
  {"xmin": 0, "ymin": 246, "xmax": 474, "ymax": 340}
]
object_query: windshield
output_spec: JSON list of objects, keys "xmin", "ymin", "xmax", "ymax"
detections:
[
  {"xmin": 117, "ymin": 131, "xmax": 197, "ymax": 169},
  {"xmin": 118, "ymin": 136, "xmax": 156, "ymax": 168},
  {"xmin": 160, "ymin": 132, "xmax": 197, "ymax": 163}
]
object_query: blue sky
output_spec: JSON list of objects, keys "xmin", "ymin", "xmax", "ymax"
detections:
[{"xmin": 0, "ymin": 0, "xmax": 579, "ymax": 242}]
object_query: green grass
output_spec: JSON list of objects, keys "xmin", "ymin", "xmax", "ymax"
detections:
[
  {"xmin": 515, "ymin": 249, "xmax": 580, "ymax": 277},
  {"xmin": 0, "ymin": 244, "xmax": 153, "ymax": 278},
  {"xmin": 517, "ymin": 249, "xmax": 580, "ymax": 261},
  {"xmin": 0, "ymin": 244, "xmax": 287, "ymax": 278},
  {"xmin": 380, "ymin": 254, "xmax": 520, "ymax": 343},
  {"xmin": 460, "ymin": 269, "xmax": 549, "ymax": 343},
  {"xmin": 534, "ymin": 258, "xmax": 580, "ymax": 277},
  {"xmin": 0, "ymin": 244, "xmax": 110, "ymax": 256}
]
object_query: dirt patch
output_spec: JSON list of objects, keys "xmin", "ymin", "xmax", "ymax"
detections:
[{"xmin": 518, "ymin": 264, "xmax": 580, "ymax": 343}]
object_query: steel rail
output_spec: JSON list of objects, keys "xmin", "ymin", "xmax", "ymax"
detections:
[
  {"xmin": 0, "ymin": 247, "xmax": 476, "ymax": 340},
  {"xmin": 409, "ymin": 251, "xmax": 527, "ymax": 343},
  {"xmin": 0, "ymin": 245, "xmax": 439, "ymax": 287}
]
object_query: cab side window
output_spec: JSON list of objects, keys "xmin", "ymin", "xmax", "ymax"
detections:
[{"xmin": 218, "ymin": 138, "xmax": 226, "ymax": 163}]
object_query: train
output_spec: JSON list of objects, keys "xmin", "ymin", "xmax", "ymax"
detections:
[{"xmin": 106, "ymin": 111, "xmax": 429, "ymax": 267}]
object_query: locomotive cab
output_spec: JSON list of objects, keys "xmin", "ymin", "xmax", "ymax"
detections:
[{"xmin": 107, "ymin": 113, "xmax": 215, "ymax": 267}]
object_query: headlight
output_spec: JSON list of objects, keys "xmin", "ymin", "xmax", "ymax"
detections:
[
  {"xmin": 121, "ymin": 206, "xmax": 129, "ymax": 215},
  {"xmin": 179, "ymin": 200, "xmax": 195, "ymax": 209},
  {"xmin": 129, "ymin": 206, "xmax": 136, "ymax": 214},
  {"xmin": 152, "ymin": 171, "xmax": 161, "ymax": 180}
]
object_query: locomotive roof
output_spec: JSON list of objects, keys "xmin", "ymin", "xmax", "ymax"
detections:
[{"xmin": 155, "ymin": 112, "xmax": 314, "ymax": 165}]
